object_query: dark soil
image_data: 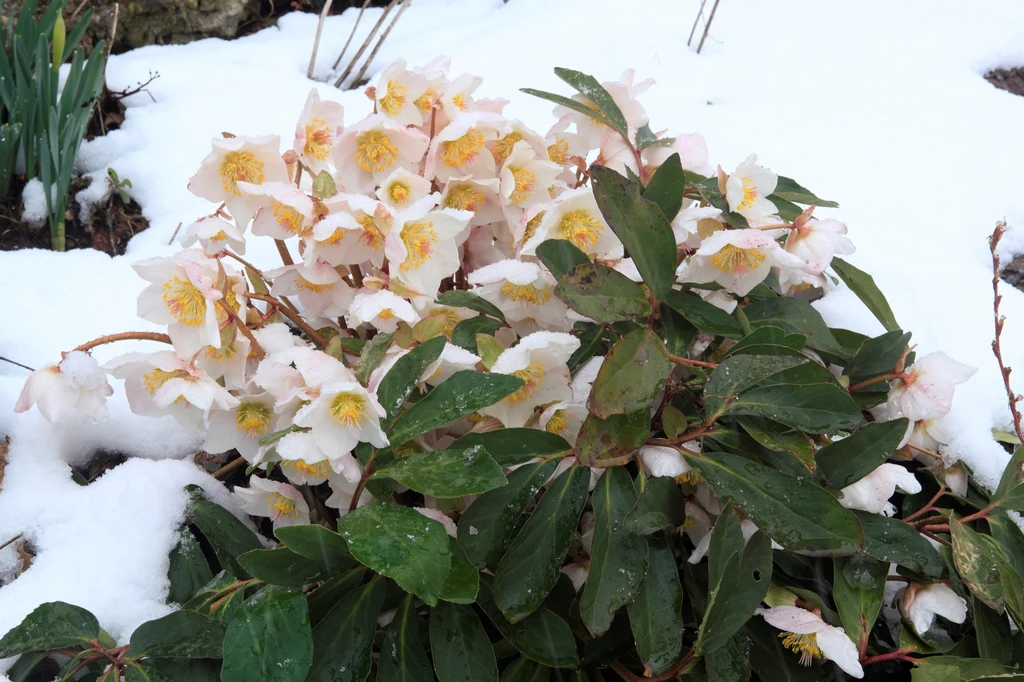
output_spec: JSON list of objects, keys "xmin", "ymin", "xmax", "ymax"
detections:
[
  {"xmin": 1000, "ymin": 255, "xmax": 1024, "ymax": 292},
  {"xmin": 985, "ymin": 67, "xmax": 1024, "ymax": 97}
]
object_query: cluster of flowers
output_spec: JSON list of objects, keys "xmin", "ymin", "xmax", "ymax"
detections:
[{"xmin": 13, "ymin": 58, "xmax": 978, "ymax": 678}]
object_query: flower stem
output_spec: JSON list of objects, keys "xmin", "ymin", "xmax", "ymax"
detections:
[
  {"xmin": 847, "ymin": 372, "xmax": 903, "ymax": 392},
  {"xmin": 861, "ymin": 650, "xmax": 919, "ymax": 667},
  {"xmin": 668, "ymin": 354, "xmax": 718, "ymax": 369},
  {"xmin": 217, "ymin": 299, "xmax": 266, "ymax": 360},
  {"xmin": 903, "ymin": 486, "xmax": 946, "ymax": 522},
  {"xmin": 74, "ymin": 332, "xmax": 172, "ymax": 353},
  {"xmin": 248, "ymin": 292, "xmax": 328, "ymax": 348}
]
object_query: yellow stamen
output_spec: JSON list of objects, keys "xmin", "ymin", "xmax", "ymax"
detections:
[
  {"xmin": 304, "ymin": 117, "xmax": 333, "ymax": 161},
  {"xmin": 280, "ymin": 459, "xmax": 333, "ymax": 480},
  {"xmin": 438, "ymin": 309, "xmax": 461, "ymax": 336},
  {"xmin": 675, "ymin": 470, "xmax": 704, "ymax": 486},
  {"xmin": 737, "ymin": 177, "xmax": 759, "ymax": 211},
  {"xmin": 558, "ymin": 209, "xmax": 603, "ymax": 251},
  {"xmin": 355, "ymin": 132, "xmax": 398, "ymax": 173},
  {"xmin": 521, "ymin": 211, "xmax": 544, "ymax": 245},
  {"xmin": 329, "ymin": 391, "xmax": 367, "ymax": 428},
  {"xmin": 711, "ymin": 244, "xmax": 766, "ymax": 274},
  {"xmin": 400, "ymin": 220, "xmax": 437, "ymax": 271},
  {"xmin": 507, "ymin": 361, "xmax": 545, "ymax": 403},
  {"xmin": 377, "ymin": 308, "xmax": 396, "ymax": 319},
  {"xmin": 451, "ymin": 93, "xmax": 467, "ymax": 111},
  {"xmin": 388, "ymin": 181, "xmax": 411, "ymax": 205},
  {"xmin": 209, "ymin": 231, "xmax": 228, "ymax": 243},
  {"xmin": 162, "ymin": 276, "xmax": 206, "ymax": 327},
  {"xmin": 501, "ymin": 281, "xmax": 552, "ymax": 305},
  {"xmin": 235, "ymin": 402, "xmax": 273, "ymax": 439},
  {"xmin": 272, "ymin": 201, "xmax": 305, "ymax": 236},
  {"xmin": 547, "ymin": 138, "xmax": 570, "ymax": 165},
  {"xmin": 545, "ymin": 409, "xmax": 569, "ymax": 438},
  {"xmin": 414, "ymin": 88, "xmax": 437, "ymax": 113},
  {"xmin": 205, "ymin": 343, "xmax": 238, "ymax": 363},
  {"xmin": 142, "ymin": 368, "xmax": 189, "ymax": 396},
  {"xmin": 268, "ymin": 492, "xmax": 300, "ymax": 521},
  {"xmin": 379, "ymin": 80, "xmax": 408, "ymax": 116},
  {"xmin": 492, "ymin": 132, "xmax": 523, "ymax": 164},
  {"xmin": 357, "ymin": 213, "xmax": 385, "ymax": 251},
  {"xmin": 297, "ymin": 277, "xmax": 333, "ymax": 294},
  {"xmin": 220, "ymin": 151, "xmax": 265, "ymax": 195},
  {"xmin": 779, "ymin": 632, "xmax": 823, "ymax": 667},
  {"xmin": 444, "ymin": 183, "xmax": 485, "ymax": 213},
  {"xmin": 321, "ymin": 228, "xmax": 346, "ymax": 246},
  {"xmin": 509, "ymin": 167, "xmax": 536, "ymax": 205},
  {"xmin": 442, "ymin": 130, "xmax": 485, "ymax": 168}
]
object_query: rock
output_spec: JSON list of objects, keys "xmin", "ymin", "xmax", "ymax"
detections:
[{"xmin": 85, "ymin": 0, "xmax": 260, "ymax": 52}]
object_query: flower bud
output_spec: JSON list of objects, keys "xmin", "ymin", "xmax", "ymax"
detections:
[
  {"xmin": 51, "ymin": 11, "xmax": 66, "ymax": 70},
  {"xmin": 313, "ymin": 170, "xmax": 337, "ymax": 199}
]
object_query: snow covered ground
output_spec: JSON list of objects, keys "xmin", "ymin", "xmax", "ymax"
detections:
[{"xmin": 2, "ymin": 0, "xmax": 1024, "ymax": 665}]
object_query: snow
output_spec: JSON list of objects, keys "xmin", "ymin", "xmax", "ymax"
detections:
[
  {"xmin": 2, "ymin": 0, "xmax": 1024, "ymax": 669},
  {"xmin": 19, "ymin": 178, "xmax": 47, "ymax": 226}
]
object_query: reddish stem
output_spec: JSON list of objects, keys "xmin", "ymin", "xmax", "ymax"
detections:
[
  {"xmin": 668, "ymin": 354, "xmax": 718, "ymax": 369},
  {"xmin": 903, "ymin": 486, "xmax": 946, "ymax": 522},
  {"xmin": 74, "ymin": 332, "xmax": 172, "ymax": 353}
]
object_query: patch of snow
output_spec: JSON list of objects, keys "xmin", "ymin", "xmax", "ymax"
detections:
[
  {"xmin": 20, "ymin": 179, "xmax": 49, "ymax": 227},
  {"xmin": 74, "ymin": 171, "xmax": 114, "ymax": 225}
]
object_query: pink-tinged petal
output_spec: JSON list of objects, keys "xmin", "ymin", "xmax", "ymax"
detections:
[
  {"xmin": 415, "ymin": 507, "xmax": 458, "ymax": 537},
  {"xmin": 760, "ymin": 606, "xmax": 827, "ymax": 635},
  {"xmin": 14, "ymin": 366, "xmax": 60, "ymax": 413},
  {"xmin": 36, "ymin": 385, "xmax": 80, "ymax": 423}
]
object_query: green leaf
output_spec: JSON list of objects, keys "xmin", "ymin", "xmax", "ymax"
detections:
[
  {"xmin": 745, "ymin": 618, "xmax": 821, "ymax": 682},
  {"xmin": 844, "ymin": 330, "xmax": 910, "ymax": 389},
  {"xmin": 451, "ymin": 429, "xmax": 571, "ymax": 468},
  {"xmin": 591, "ymin": 164, "xmax": 677, "ymax": 299},
  {"xmin": 581, "ymin": 468, "xmax": 648, "ymax": 636},
  {"xmin": 452, "ymin": 317, "xmax": 503, "ymax": 354},
  {"xmin": 554, "ymin": 262, "xmax": 651, "ymax": 323},
  {"xmin": 697, "ymin": 529, "xmax": 772, "ymax": 655},
  {"xmin": 706, "ymin": 631, "xmax": 752, "ymax": 682},
  {"xmin": 458, "ymin": 459, "xmax": 560, "ymax": 568},
  {"xmin": 494, "ymin": 465, "xmax": 589, "ymax": 622},
  {"xmin": 355, "ymin": 332, "xmax": 393, "ymax": 385},
  {"xmin": 833, "ymin": 554, "xmax": 887, "ymax": 649},
  {"xmin": 378, "ymin": 595, "xmax": 433, "ymax": 682},
  {"xmin": 685, "ymin": 451, "xmax": 863, "ymax": 556},
  {"xmin": 993, "ymin": 446, "xmax": 1024, "ymax": 510},
  {"xmin": 437, "ymin": 291, "xmax": 507, "ymax": 322},
  {"xmin": 520, "ymin": 88, "xmax": 616, "ymax": 131},
  {"xmin": 373, "ymin": 446, "xmax": 508, "ymax": 498},
  {"xmin": 441, "ymin": 539, "xmax": 480, "ymax": 604},
  {"xmin": 704, "ymin": 355, "xmax": 862, "ymax": 432},
  {"xmin": 642, "ymin": 152, "xmax": 685, "ymax": 221},
  {"xmin": 477, "ymin": 335, "xmax": 504, "ymax": 369},
  {"xmin": 387, "ymin": 370, "xmax": 524, "ymax": 448},
  {"xmin": 236, "ymin": 547, "xmax": 331, "ymax": 587},
  {"xmin": 743, "ymin": 297, "xmax": 849, "ymax": 359},
  {"xmin": 478, "ymin": 580, "xmax": 580, "ymax": 669},
  {"xmin": 817, "ymin": 418, "xmax": 910, "ymax": 488},
  {"xmin": 498, "ymin": 657, "xmax": 549, "ymax": 682},
  {"xmin": 662, "ymin": 404, "xmax": 688, "ymax": 440},
  {"xmin": 124, "ymin": 661, "xmax": 175, "ymax": 682},
  {"xmin": 429, "ymin": 601, "xmax": 498, "ymax": 682},
  {"xmin": 723, "ymin": 326, "xmax": 806, "ymax": 359},
  {"xmin": 589, "ymin": 328, "xmax": 671, "ymax": 419},
  {"xmin": 166, "ymin": 527, "xmax": 213, "ymax": 605},
  {"xmin": 376, "ymin": 336, "xmax": 447, "ymax": 418},
  {"xmin": 553, "ymin": 67, "xmax": 628, "ymax": 135},
  {"xmin": 535, "ymin": 239, "xmax": 590, "ymax": 281},
  {"xmin": 307, "ymin": 568, "xmax": 366, "ymax": 627},
  {"xmin": 975, "ymin": 596, "xmax": 1014, "ymax": 665},
  {"xmin": 568, "ymin": 324, "xmax": 607, "ymax": 373},
  {"xmin": 222, "ymin": 586, "xmax": 312, "ymax": 682},
  {"xmin": 126, "ymin": 610, "xmax": 225, "ymax": 659},
  {"xmin": 831, "ymin": 258, "xmax": 900, "ymax": 333},
  {"xmin": 628, "ymin": 535, "xmax": 684, "ymax": 675},
  {"xmin": 307, "ymin": 577, "xmax": 385, "ymax": 682},
  {"xmin": 575, "ymin": 409, "xmax": 650, "ymax": 465},
  {"xmin": 736, "ymin": 417, "xmax": 815, "ymax": 473},
  {"xmin": 664, "ymin": 290, "xmax": 744, "ymax": 339},
  {"xmin": 952, "ymin": 519, "xmax": 1005, "ymax": 612},
  {"xmin": 275, "ymin": 524, "xmax": 355, "ymax": 575},
  {"xmin": 769, "ymin": 176, "xmax": 838, "ymax": 207},
  {"xmin": 0, "ymin": 602, "xmax": 99, "ymax": 657},
  {"xmin": 185, "ymin": 490, "xmax": 263, "ymax": 579},
  {"xmin": 625, "ymin": 476, "xmax": 686, "ymax": 535},
  {"xmin": 337, "ymin": 502, "xmax": 452, "ymax": 606},
  {"xmin": 855, "ymin": 511, "xmax": 944, "ymax": 578}
]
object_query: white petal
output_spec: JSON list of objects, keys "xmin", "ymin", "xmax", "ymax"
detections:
[{"xmin": 815, "ymin": 626, "xmax": 864, "ymax": 678}]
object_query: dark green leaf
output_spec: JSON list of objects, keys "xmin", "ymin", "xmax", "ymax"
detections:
[
  {"xmin": 664, "ymin": 291, "xmax": 743, "ymax": 339},
  {"xmin": 745, "ymin": 618, "xmax": 821, "ymax": 682},
  {"xmin": 591, "ymin": 165, "xmax": 677, "ymax": 299},
  {"xmin": 575, "ymin": 409, "xmax": 650, "ymax": 465},
  {"xmin": 378, "ymin": 595, "xmax": 433, "ymax": 682},
  {"xmin": 126, "ymin": 610, "xmax": 225, "ymax": 659},
  {"xmin": 845, "ymin": 330, "xmax": 910, "ymax": 390},
  {"xmin": 458, "ymin": 459, "xmax": 560, "ymax": 568},
  {"xmin": 452, "ymin": 317, "xmax": 503, "ymax": 354},
  {"xmin": 387, "ymin": 370, "xmax": 524, "ymax": 448},
  {"xmin": 222, "ymin": 586, "xmax": 312, "ymax": 682},
  {"xmin": 994, "ymin": 446, "xmax": 1024, "ymax": 510},
  {"xmin": 498, "ymin": 657, "xmax": 549, "ymax": 682},
  {"xmin": 685, "ymin": 451, "xmax": 863, "ymax": 556},
  {"xmin": 952, "ymin": 519, "xmax": 1005, "ymax": 611},
  {"xmin": 553, "ymin": 67, "xmax": 628, "ymax": 135},
  {"xmin": 494, "ymin": 465, "xmax": 589, "ymax": 622},
  {"xmin": 817, "ymin": 419, "xmax": 909, "ymax": 488},
  {"xmin": 166, "ymin": 527, "xmax": 213, "ymax": 605},
  {"xmin": 307, "ymin": 568, "xmax": 366, "ymax": 627},
  {"xmin": 856, "ymin": 511, "xmax": 944, "ymax": 578},
  {"xmin": 831, "ymin": 258, "xmax": 900, "ymax": 333},
  {"xmin": 377, "ymin": 337, "xmax": 447, "ymax": 418},
  {"xmin": 373, "ymin": 446, "xmax": 507, "ymax": 497},
  {"xmin": 520, "ymin": 88, "xmax": 616, "ymax": 131},
  {"xmin": 236, "ymin": 547, "xmax": 331, "ymax": 587},
  {"xmin": 833, "ymin": 554, "xmax": 887, "ymax": 649},
  {"xmin": 478, "ymin": 580, "xmax": 579, "ymax": 668},
  {"xmin": 275, "ymin": 524, "xmax": 355, "ymax": 575},
  {"xmin": 589, "ymin": 328, "xmax": 671, "ymax": 419},
  {"xmin": 581, "ymin": 469, "xmax": 648, "ymax": 636},
  {"xmin": 625, "ymin": 477, "xmax": 686, "ymax": 535},
  {"xmin": 975, "ymin": 596, "xmax": 1013, "ymax": 665},
  {"xmin": 628, "ymin": 535, "xmax": 684, "ymax": 675},
  {"xmin": 185, "ymin": 490, "xmax": 263, "ymax": 579},
  {"xmin": 437, "ymin": 291, "xmax": 507, "ymax": 323},
  {"xmin": 769, "ymin": 177, "xmax": 838, "ymax": 208},
  {"xmin": 697, "ymin": 531, "xmax": 772, "ymax": 655},
  {"xmin": 743, "ymin": 297, "xmax": 848, "ymax": 359},
  {"xmin": 706, "ymin": 631, "xmax": 752, "ymax": 682},
  {"xmin": 0, "ymin": 602, "xmax": 99, "ymax": 657},
  {"xmin": 568, "ymin": 324, "xmax": 607, "ymax": 373},
  {"xmin": 736, "ymin": 417, "xmax": 815, "ymax": 473},
  {"xmin": 124, "ymin": 661, "xmax": 175, "ymax": 682},
  {"xmin": 337, "ymin": 502, "xmax": 452, "ymax": 606},
  {"xmin": 536, "ymin": 239, "xmax": 590, "ymax": 281},
  {"xmin": 429, "ymin": 601, "xmax": 498, "ymax": 682},
  {"xmin": 441, "ymin": 539, "xmax": 480, "ymax": 604},
  {"xmin": 554, "ymin": 262, "xmax": 651, "ymax": 323},
  {"xmin": 356, "ymin": 332, "xmax": 394, "ymax": 385},
  {"xmin": 722, "ymin": 326, "xmax": 805, "ymax": 358},
  {"xmin": 642, "ymin": 152, "xmax": 685, "ymax": 221},
  {"xmin": 451, "ymin": 429, "xmax": 571, "ymax": 468},
  {"xmin": 307, "ymin": 577, "xmax": 386, "ymax": 682},
  {"xmin": 662, "ymin": 405, "xmax": 688, "ymax": 440}
]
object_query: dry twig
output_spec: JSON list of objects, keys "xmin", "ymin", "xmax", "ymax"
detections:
[
  {"xmin": 351, "ymin": 0, "xmax": 413, "ymax": 87},
  {"xmin": 334, "ymin": 0, "xmax": 400, "ymax": 88},
  {"xmin": 307, "ymin": 0, "xmax": 334, "ymax": 79},
  {"xmin": 696, "ymin": 0, "xmax": 721, "ymax": 54},
  {"xmin": 989, "ymin": 222, "xmax": 1024, "ymax": 447},
  {"xmin": 332, "ymin": 0, "xmax": 373, "ymax": 69}
]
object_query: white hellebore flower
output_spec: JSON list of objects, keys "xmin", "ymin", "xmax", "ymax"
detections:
[
  {"xmin": 236, "ymin": 477, "xmax": 310, "ymax": 529},
  {"xmin": 899, "ymin": 582, "xmax": 968, "ymax": 636},
  {"xmin": 376, "ymin": 167, "xmax": 432, "ymax": 213},
  {"xmin": 188, "ymin": 135, "xmax": 288, "ymax": 227},
  {"xmin": 777, "ymin": 218, "xmax": 855, "ymax": 293},
  {"xmin": 293, "ymin": 381, "xmax": 389, "ymax": 462},
  {"xmin": 326, "ymin": 472, "xmax": 372, "ymax": 513},
  {"xmin": 679, "ymin": 228, "xmax": 806, "ymax": 297},
  {"xmin": 886, "ymin": 352, "xmax": 977, "ymax": 423},
  {"xmin": 520, "ymin": 186, "xmax": 620, "ymax": 258},
  {"xmin": 498, "ymin": 141, "xmax": 561, "ymax": 223},
  {"xmin": 384, "ymin": 200, "xmax": 473, "ymax": 296},
  {"xmin": 639, "ymin": 445, "xmax": 702, "ymax": 484},
  {"xmin": 481, "ymin": 331, "xmax": 580, "ymax": 427},
  {"xmin": 440, "ymin": 177, "xmax": 503, "ymax": 227},
  {"xmin": 425, "ymin": 112, "xmax": 503, "ymax": 183},
  {"xmin": 375, "ymin": 58, "xmax": 435, "ymax": 128},
  {"xmin": 725, "ymin": 154, "xmax": 780, "ymax": 225},
  {"xmin": 839, "ymin": 463, "xmax": 921, "ymax": 517},
  {"xmin": 293, "ymin": 89, "xmax": 344, "ymax": 174},
  {"xmin": 760, "ymin": 606, "xmax": 863, "ymax": 678},
  {"xmin": 267, "ymin": 260, "xmax": 355, "ymax": 320},
  {"xmin": 204, "ymin": 391, "xmax": 278, "ymax": 462},
  {"xmin": 469, "ymin": 259, "xmax": 568, "ymax": 335},
  {"xmin": 180, "ymin": 216, "xmax": 247, "ymax": 255},
  {"xmin": 347, "ymin": 290, "xmax": 420, "ymax": 333},
  {"xmin": 244, "ymin": 181, "xmax": 315, "ymax": 240},
  {"xmin": 334, "ymin": 115, "xmax": 429, "ymax": 195},
  {"xmin": 15, "ymin": 351, "xmax": 113, "ymax": 423},
  {"xmin": 310, "ymin": 194, "xmax": 388, "ymax": 267}
]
